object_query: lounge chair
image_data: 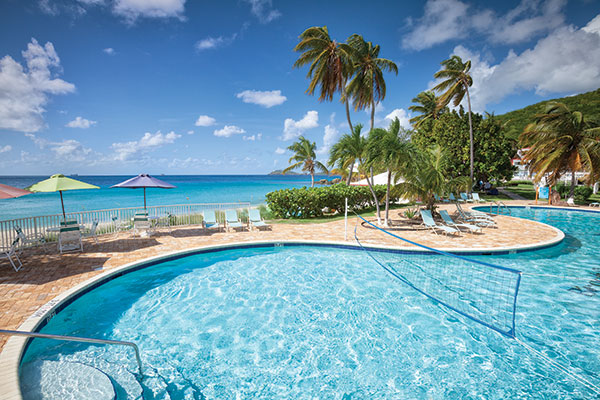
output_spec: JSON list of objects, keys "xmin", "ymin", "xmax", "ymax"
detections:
[
  {"xmin": 590, "ymin": 202, "xmax": 600, "ymax": 207},
  {"xmin": 1, "ymin": 237, "xmax": 22, "ymax": 272},
  {"xmin": 448, "ymin": 193, "xmax": 459, "ymax": 202},
  {"xmin": 203, "ymin": 210, "xmax": 221, "ymax": 232},
  {"xmin": 455, "ymin": 204, "xmax": 496, "ymax": 227},
  {"xmin": 434, "ymin": 194, "xmax": 442, "ymax": 203},
  {"xmin": 225, "ymin": 210, "xmax": 244, "ymax": 232},
  {"xmin": 112, "ymin": 216, "xmax": 130, "ymax": 236},
  {"xmin": 14, "ymin": 226, "xmax": 46, "ymax": 248},
  {"xmin": 471, "ymin": 193, "xmax": 485, "ymax": 203},
  {"xmin": 420, "ymin": 210, "xmax": 460, "ymax": 236},
  {"xmin": 59, "ymin": 225, "xmax": 83, "ymax": 253},
  {"xmin": 567, "ymin": 197, "xmax": 576, "ymax": 206},
  {"xmin": 460, "ymin": 192, "xmax": 474, "ymax": 203},
  {"xmin": 439, "ymin": 210, "xmax": 482, "ymax": 233},
  {"xmin": 82, "ymin": 220, "xmax": 99, "ymax": 244},
  {"xmin": 249, "ymin": 209, "xmax": 269, "ymax": 231}
]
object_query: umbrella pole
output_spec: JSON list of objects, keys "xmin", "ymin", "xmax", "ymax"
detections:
[
  {"xmin": 59, "ymin": 190, "xmax": 66, "ymax": 220},
  {"xmin": 144, "ymin": 187, "xmax": 147, "ymax": 210}
]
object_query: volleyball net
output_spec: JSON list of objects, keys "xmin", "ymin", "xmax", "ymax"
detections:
[{"xmin": 354, "ymin": 213, "xmax": 522, "ymax": 338}]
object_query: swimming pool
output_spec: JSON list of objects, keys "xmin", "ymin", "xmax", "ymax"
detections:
[{"xmin": 18, "ymin": 207, "xmax": 600, "ymax": 399}]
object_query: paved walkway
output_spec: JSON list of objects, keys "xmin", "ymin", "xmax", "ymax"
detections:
[{"xmin": 0, "ymin": 203, "xmax": 563, "ymax": 351}]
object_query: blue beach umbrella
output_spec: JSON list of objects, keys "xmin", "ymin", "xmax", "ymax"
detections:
[{"xmin": 111, "ymin": 174, "xmax": 176, "ymax": 210}]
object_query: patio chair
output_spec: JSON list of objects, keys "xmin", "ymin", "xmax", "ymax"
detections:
[
  {"xmin": 155, "ymin": 213, "xmax": 173, "ymax": 233},
  {"xmin": 1, "ymin": 237, "xmax": 23, "ymax": 272},
  {"xmin": 420, "ymin": 210, "xmax": 460, "ymax": 236},
  {"xmin": 14, "ymin": 226, "xmax": 46, "ymax": 248},
  {"xmin": 59, "ymin": 225, "xmax": 83, "ymax": 253},
  {"xmin": 448, "ymin": 193, "xmax": 459, "ymax": 202},
  {"xmin": 471, "ymin": 193, "xmax": 485, "ymax": 203},
  {"xmin": 455, "ymin": 204, "xmax": 496, "ymax": 227},
  {"xmin": 439, "ymin": 210, "xmax": 482, "ymax": 234},
  {"xmin": 249, "ymin": 209, "xmax": 270, "ymax": 231},
  {"xmin": 82, "ymin": 220, "xmax": 99, "ymax": 244},
  {"xmin": 460, "ymin": 192, "xmax": 474, "ymax": 203},
  {"xmin": 112, "ymin": 216, "xmax": 130, "ymax": 236},
  {"xmin": 203, "ymin": 210, "xmax": 221, "ymax": 232},
  {"xmin": 225, "ymin": 210, "xmax": 244, "ymax": 232},
  {"xmin": 132, "ymin": 215, "xmax": 154, "ymax": 237}
]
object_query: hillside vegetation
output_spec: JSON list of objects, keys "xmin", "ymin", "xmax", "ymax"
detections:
[{"xmin": 496, "ymin": 88, "xmax": 600, "ymax": 140}]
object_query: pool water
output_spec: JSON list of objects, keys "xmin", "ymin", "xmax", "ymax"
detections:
[{"xmin": 19, "ymin": 208, "xmax": 600, "ymax": 399}]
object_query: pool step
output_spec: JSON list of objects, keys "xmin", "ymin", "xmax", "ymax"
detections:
[{"xmin": 20, "ymin": 360, "xmax": 116, "ymax": 400}]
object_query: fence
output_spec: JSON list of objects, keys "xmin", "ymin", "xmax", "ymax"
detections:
[{"xmin": 0, "ymin": 202, "xmax": 251, "ymax": 250}]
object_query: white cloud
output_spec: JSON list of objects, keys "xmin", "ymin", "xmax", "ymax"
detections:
[
  {"xmin": 236, "ymin": 89, "xmax": 287, "ymax": 108},
  {"xmin": 448, "ymin": 16, "xmax": 600, "ymax": 112},
  {"xmin": 283, "ymin": 110, "xmax": 319, "ymax": 140},
  {"xmin": 244, "ymin": 0, "xmax": 281, "ymax": 23},
  {"xmin": 0, "ymin": 145, "xmax": 12, "ymax": 153},
  {"xmin": 243, "ymin": 133, "xmax": 262, "ymax": 141},
  {"xmin": 195, "ymin": 115, "xmax": 217, "ymax": 126},
  {"xmin": 195, "ymin": 36, "xmax": 233, "ymax": 51},
  {"xmin": 385, "ymin": 109, "xmax": 412, "ymax": 129},
  {"xmin": 214, "ymin": 125, "xmax": 246, "ymax": 138},
  {"xmin": 66, "ymin": 116, "xmax": 97, "ymax": 128},
  {"xmin": 111, "ymin": 130, "xmax": 181, "ymax": 161},
  {"xmin": 275, "ymin": 147, "xmax": 286, "ymax": 155},
  {"xmin": 187, "ymin": 130, "xmax": 194, "ymax": 135},
  {"xmin": 0, "ymin": 38, "xmax": 75, "ymax": 133},
  {"xmin": 113, "ymin": 0, "xmax": 186, "ymax": 22},
  {"xmin": 402, "ymin": 0, "xmax": 567, "ymax": 50},
  {"xmin": 317, "ymin": 114, "xmax": 341, "ymax": 156},
  {"xmin": 103, "ymin": 47, "xmax": 115, "ymax": 55},
  {"xmin": 25, "ymin": 133, "xmax": 92, "ymax": 161}
]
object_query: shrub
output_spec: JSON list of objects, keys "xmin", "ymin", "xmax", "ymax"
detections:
[
  {"xmin": 574, "ymin": 186, "xmax": 593, "ymax": 202},
  {"xmin": 265, "ymin": 184, "xmax": 390, "ymax": 219}
]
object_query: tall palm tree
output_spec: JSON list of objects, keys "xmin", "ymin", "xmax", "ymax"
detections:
[
  {"xmin": 283, "ymin": 136, "xmax": 329, "ymax": 188},
  {"xmin": 520, "ymin": 102, "xmax": 600, "ymax": 197},
  {"xmin": 345, "ymin": 34, "xmax": 398, "ymax": 132},
  {"xmin": 328, "ymin": 124, "xmax": 367, "ymax": 184},
  {"xmin": 395, "ymin": 146, "xmax": 470, "ymax": 213},
  {"xmin": 366, "ymin": 117, "xmax": 410, "ymax": 226},
  {"xmin": 432, "ymin": 55, "xmax": 475, "ymax": 186},
  {"xmin": 408, "ymin": 90, "xmax": 445, "ymax": 128},
  {"xmin": 293, "ymin": 26, "xmax": 356, "ymax": 133}
]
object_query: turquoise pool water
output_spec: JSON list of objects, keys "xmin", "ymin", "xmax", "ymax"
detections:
[{"xmin": 19, "ymin": 208, "xmax": 600, "ymax": 399}]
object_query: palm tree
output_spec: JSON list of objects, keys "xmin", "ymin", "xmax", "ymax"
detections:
[
  {"xmin": 283, "ymin": 136, "xmax": 329, "ymax": 187},
  {"xmin": 394, "ymin": 146, "xmax": 470, "ymax": 213},
  {"xmin": 293, "ymin": 26, "xmax": 356, "ymax": 133},
  {"xmin": 328, "ymin": 124, "xmax": 367, "ymax": 184},
  {"xmin": 432, "ymin": 55, "xmax": 475, "ymax": 186},
  {"xmin": 365, "ymin": 118, "xmax": 409, "ymax": 226},
  {"xmin": 520, "ymin": 102, "xmax": 600, "ymax": 197},
  {"xmin": 408, "ymin": 91, "xmax": 445, "ymax": 128},
  {"xmin": 345, "ymin": 34, "xmax": 398, "ymax": 132}
]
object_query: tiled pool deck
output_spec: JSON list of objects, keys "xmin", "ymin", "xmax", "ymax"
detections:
[{"xmin": 0, "ymin": 202, "xmax": 569, "ymax": 354}]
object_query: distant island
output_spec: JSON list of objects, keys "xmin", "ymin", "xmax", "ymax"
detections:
[{"xmin": 268, "ymin": 170, "xmax": 305, "ymax": 175}]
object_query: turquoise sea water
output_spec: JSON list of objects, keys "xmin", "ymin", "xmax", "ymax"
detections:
[
  {"xmin": 0, "ymin": 175, "xmax": 332, "ymax": 220},
  {"xmin": 19, "ymin": 207, "xmax": 600, "ymax": 399}
]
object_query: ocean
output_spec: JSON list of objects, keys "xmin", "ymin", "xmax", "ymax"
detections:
[{"xmin": 0, "ymin": 175, "xmax": 334, "ymax": 221}]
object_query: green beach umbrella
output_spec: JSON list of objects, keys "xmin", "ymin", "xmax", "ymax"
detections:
[{"xmin": 26, "ymin": 174, "xmax": 99, "ymax": 219}]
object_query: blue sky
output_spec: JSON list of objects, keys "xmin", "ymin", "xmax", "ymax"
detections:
[{"xmin": 1, "ymin": 0, "xmax": 599, "ymax": 175}]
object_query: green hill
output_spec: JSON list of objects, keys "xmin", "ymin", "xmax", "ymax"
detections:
[{"xmin": 496, "ymin": 88, "xmax": 600, "ymax": 140}]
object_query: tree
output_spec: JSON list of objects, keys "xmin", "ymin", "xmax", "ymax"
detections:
[
  {"xmin": 283, "ymin": 136, "xmax": 329, "ymax": 188},
  {"xmin": 408, "ymin": 91, "xmax": 445, "ymax": 128},
  {"xmin": 520, "ymin": 102, "xmax": 600, "ymax": 197},
  {"xmin": 345, "ymin": 34, "xmax": 398, "ymax": 132},
  {"xmin": 328, "ymin": 124, "xmax": 367, "ymax": 185},
  {"xmin": 366, "ymin": 118, "xmax": 410, "ymax": 226},
  {"xmin": 394, "ymin": 146, "xmax": 470, "ymax": 213},
  {"xmin": 293, "ymin": 26, "xmax": 355, "ymax": 134},
  {"xmin": 433, "ymin": 55, "xmax": 475, "ymax": 186}
]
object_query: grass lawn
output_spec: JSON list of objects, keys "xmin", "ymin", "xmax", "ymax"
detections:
[{"xmin": 502, "ymin": 183, "xmax": 537, "ymax": 200}]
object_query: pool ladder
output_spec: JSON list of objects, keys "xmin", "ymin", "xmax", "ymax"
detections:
[
  {"xmin": 0, "ymin": 329, "xmax": 143, "ymax": 375},
  {"xmin": 490, "ymin": 201, "xmax": 510, "ymax": 215}
]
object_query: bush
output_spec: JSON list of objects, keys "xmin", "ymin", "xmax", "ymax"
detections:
[
  {"xmin": 265, "ymin": 184, "xmax": 389, "ymax": 219},
  {"xmin": 575, "ymin": 186, "xmax": 593, "ymax": 202},
  {"xmin": 506, "ymin": 179, "xmax": 531, "ymax": 186}
]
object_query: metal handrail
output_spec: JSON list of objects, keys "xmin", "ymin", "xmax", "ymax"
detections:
[
  {"xmin": 0, "ymin": 329, "xmax": 143, "ymax": 375},
  {"xmin": 489, "ymin": 201, "xmax": 511, "ymax": 215}
]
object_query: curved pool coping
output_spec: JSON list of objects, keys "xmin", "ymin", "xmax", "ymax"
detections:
[{"xmin": 0, "ymin": 226, "xmax": 565, "ymax": 400}]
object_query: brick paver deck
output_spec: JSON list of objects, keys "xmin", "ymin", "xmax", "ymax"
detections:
[{"xmin": 0, "ymin": 203, "xmax": 565, "ymax": 352}]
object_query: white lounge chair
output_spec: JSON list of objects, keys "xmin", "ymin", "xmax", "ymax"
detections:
[
  {"xmin": 203, "ymin": 210, "xmax": 221, "ymax": 232},
  {"xmin": 471, "ymin": 193, "xmax": 485, "ymax": 203},
  {"xmin": 439, "ymin": 210, "xmax": 482, "ymax": 233},
  {"xmin": 460, "ymin": 192, "xmax": 474, "ymax": 203},
  {"xmin": 225, "ymin": 210, "xmax": 244, "ymax": 232},
  {"xmin": 455, "ymin": 204, "xmax": 496, "ymax": 227},
  {"xmin": 59, "ymin": 225, "xmax": 83, "ymax": 253},
  {"xmin": 82, "ymin": 220, "xmax": 99, "ymax": 244},
  {"xmin": 1, "ymin": 237, "xmax": 23, "ymax": 272},
  {"xmin": 249, "ymin": 209, "xmax": 269, "ymax": 231},
  {"xmin": 420, "ymin": 210, "xmax": 460, "ymax": 236},
  {"xmin": 567, "ymin": 197, "xmax": 576, "ymax": 206},
  {"xmin": 14, "ymin": 226, "xmax": 46, "ymax": 248}
]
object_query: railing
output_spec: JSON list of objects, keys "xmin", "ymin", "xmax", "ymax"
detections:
[
  {"xmin": 0, "ymin": 329, "xmax": 143, "ymax": 376},
  {"xmin": 490, "ymin": 201, "xmax": 511, "ymax": 215},
  {"xmin": 0, "ymin": 202, "xmax": 251, "ymax": 250}
]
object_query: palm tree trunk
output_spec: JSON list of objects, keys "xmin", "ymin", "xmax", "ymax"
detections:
[
  {"xmin": 466, "ymin": 88, "xmax": 474, "ymax": 190},
  {"xmin": 311, "ymin": 172, "xmax": 315, "ymax": 188},
  {"xmin": 365, "ymin": 166, "xmax": 381, "ymax": 225},
  {"xmin": 345, "ymin": 96, "xmax": 353, "ymax": 134},
  {"xmin": 370, "ymin": 99, "xmax": 375, "ymax": 132},
  {"xmin": 570, "ymin": 171, "xmax": 576, "ymax": 198},
  {"xmin": 384, "ymin": 169, "xmax": 391, "ymax": 226},
  {"xmin": 346, "ymin": 163, "xmax": 354, "ymax": 185}
]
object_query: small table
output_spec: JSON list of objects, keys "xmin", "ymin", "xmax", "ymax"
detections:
[{"xmin": 47, "ymin": 225, "xmax": 85, "ymax": 233}]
